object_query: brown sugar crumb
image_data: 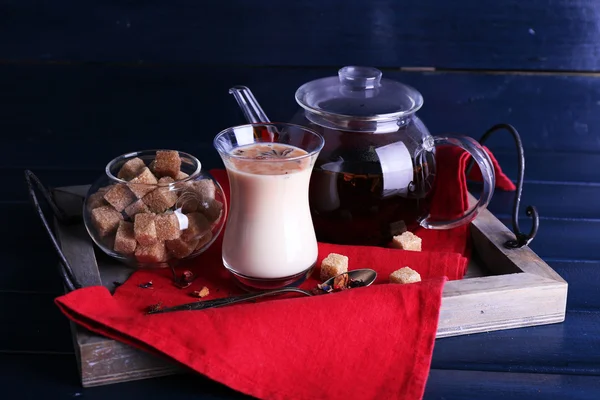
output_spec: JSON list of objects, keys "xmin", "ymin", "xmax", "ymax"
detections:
[
  {"xmin": 134, "ymin": 213, "xmax": 158, "ymax": 246},
  {"xmin": 135, "ymin": 242, "xmax": 168, "ymax": 264},
  {"xmin": 155, "ymin": 212, "xmax": 181, "ymax": 241},
  {"xmin": 117, "ymin": 157, "xmax": 146, "ymax": 180},
  {"xmin": 113, "ymin": 221, "xmax": 137, "ymax": 255},
  {"xmin": 128, "ymin": 167, "xmax": 159, "ymax": 198},
  {"xmin": 391, "ymin": 231, "xmax": 422, "ymax": 252},
  {"xmin": 191, "ymin": 287, "xmax": 210, "ymax": 298},
  {"xmin": 320, "ymin": 253, "xmax": 349, "ymax": 281},
  {"xmin": 152, "ymin": 150, "xmax": 181, "ymax": 179},
  {"xmin": 389, "ymin": 267, "xmax": 421, "ymax": 284},
  {"xmin": 91, "ymin": 206, "xmax": 124, "ymax": 237},
  {"xmin": 103, "ymin": 184, "xmax": 136, "ymax": 212},
  {"xmin": 124, "ymin": 199, "xmax": 150, "ymax": 219}
]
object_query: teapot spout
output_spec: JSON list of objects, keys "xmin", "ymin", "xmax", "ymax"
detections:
[{"xmin": 229, "ymin": 86, "xmax": 271, "ymax": 123}]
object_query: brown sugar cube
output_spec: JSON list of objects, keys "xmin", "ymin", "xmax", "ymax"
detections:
[
  {"xmin": 91, "ymin": 206, "xmax": 124, "ymax": 237},
  {"xmin": 135, "ymin": 242, "xmax": 168, "ymax": 264},
  {"xmin": 117, "ymin": 157, "xmax": 146, "ymax": 180},
  {"xmin": 155, "ymin": 213, "xmax": 181, "ymax": 240},
  {"xmin": 103, "ymin": 184, "xmax": 136, "ymax": 212},
  {"xmin": 389, "ymin": 267, "xmax": 421, "ymax": 284},
  {"xmin": 142, "ymin": 185, "xmax": 178, "ymax": 213},
  {"xmin": 194, "ymin": 230, "xmax": 213, "ymax": 251},
  {"xmin": 134, "ymin": 213, "xmax": 158, "ymax": 246},
  {"xmin": 166, "ymin": 237, "xmax": 199, "ymax": 259},
  {"xmin": 190, "ymin": 179, "xmax": 216, "ymax": 200},
  {"xmin": 128, "ymin": 167, "xmax": 158, "ymax": 198},
  {"xmin": 152, "ymin": 150, "xmax": 181, "ymax": 178},
  {"xmin": 113, "ymin": 221, "xmax": 137, "ymax": 255},
  {"xmin": 391, "ymin": 231, "xmax": 422, "ymax": 252},
  {"xmin": 198, "ymin": 199, "xmax": 224, "ymax": 223},
  {"xmin": 181, "ymin": 212, "xmax": 211, "ymax": 241},
  {"xmin": 320, "ymin": 253, "xmax": 349, "ymax": 281},
  {"xmin": 86, "ymin": 191, "xmax": 108, "ymax": 210},
  {"xmin": 176, "ymin": 171, "xmax": 189, "ymax": 181},
  {"xmin": 124, "ymin": 199, "xmax": 150, "ymax": 219}
]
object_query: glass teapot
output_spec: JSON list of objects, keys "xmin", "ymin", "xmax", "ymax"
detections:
[{"xmin": 229, "ymin": 66, "xmax": 495, "ymax": 245}]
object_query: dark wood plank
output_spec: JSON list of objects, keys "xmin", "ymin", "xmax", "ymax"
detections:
[
  {"xmin": 496, "ymin": 216, "xmax": 600, "ymax": 261},
  {"xmin": 0, "ymin": 353, "xmax": 245, "ymax": 399},
  {"xmin": 0, "ymin": 292, "xmax": 73, "ymax": 354},
  {"xmin": 431, "ymin": 310, "xmax": 600, "ymax": 377},
  {"xmin": 0, "ymin": 203, "xmax": 66, "ymax": 293},
  {"xmin": 1, "ymin": 65, "xmax": 600, "ymax": 163},
  {"xmin": 481, "ymin": 182, "xmax": 600, "ymax": 220},
  {"xmin": 1, "ymin": 353, "xmax": 600, "ymax": 400},
  {"xmin": 424, "ymin": 369, "xmax": 600, "ymax": 400},
  {"xmin": 494, "ymin": 151, "xmax": 600, "ymax": 184},
  {"xmin": 550, "ymin": 260, "xmax": 600, "ymax": 310},
  {"xmin": 2, "ymin": 1, "xmax": 600, "ymax": 71}
]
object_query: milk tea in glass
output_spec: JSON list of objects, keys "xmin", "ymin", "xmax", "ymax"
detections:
[{"xmin": 214, "ymin": 123, "xmax": 325, "ymax": 290}]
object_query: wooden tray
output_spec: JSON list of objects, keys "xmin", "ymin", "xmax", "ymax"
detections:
[{"xmin": 52, "ymin": 185, "xmax": 568, "ymax": 388}]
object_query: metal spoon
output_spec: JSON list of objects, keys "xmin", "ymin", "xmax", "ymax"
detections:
[{"xmin": 147, "ymin": 268, "xmax": 377, "ymax": 315}]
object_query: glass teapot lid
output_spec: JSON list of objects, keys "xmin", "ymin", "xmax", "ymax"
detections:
[{"xmin": 295, "ymin": 66, "xmax": 423, "ymax": 133}]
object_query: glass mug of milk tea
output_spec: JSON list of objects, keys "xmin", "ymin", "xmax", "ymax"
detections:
[{"xmin": 214, "ymin": 123, "xmax": 325, "ymax": 290}]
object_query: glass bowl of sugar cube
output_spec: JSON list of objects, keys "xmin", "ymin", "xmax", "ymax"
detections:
[{"xmin": 82, "ymin": 150, "xmax": 227, "ymax": 268}]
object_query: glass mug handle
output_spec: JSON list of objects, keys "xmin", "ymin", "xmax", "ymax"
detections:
[{"xmin": 419, "ymin": 135, "xmax": 496, "ymax": 229}]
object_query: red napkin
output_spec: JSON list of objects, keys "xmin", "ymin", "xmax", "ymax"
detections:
[{"xmin": 55, "ymin": 145, "xmax": 514, "ymax": 400}]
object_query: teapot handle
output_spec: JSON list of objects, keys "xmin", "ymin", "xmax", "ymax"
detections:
[{"xmin": 419, "ymin": 135, "xmax": 495, "ymax": 229}]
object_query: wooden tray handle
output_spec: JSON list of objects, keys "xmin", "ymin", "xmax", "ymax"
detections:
[
  {"xmin": 24, "ymin": 170, "xmax": 82, "ymax": 291},
  {"xmin": 466, "ymin": 123, "xmax": 540, "ymax": 248}
]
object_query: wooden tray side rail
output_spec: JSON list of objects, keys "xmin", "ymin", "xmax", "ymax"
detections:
[{"xmin": 437, "ymin": 194, "xmax": 568, "ymax": 337}]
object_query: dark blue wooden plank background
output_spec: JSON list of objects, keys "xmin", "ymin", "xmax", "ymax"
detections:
[
  {"xmin": 2, "ymin": 0, "xmax": 600, "ymax": 71},
  {"xmin": 1, "ymin": 0, "xmax": 599, "ymax": 398}
]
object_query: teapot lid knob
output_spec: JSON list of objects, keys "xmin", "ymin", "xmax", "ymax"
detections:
[{"xmin": 338, "ymin": 66, "xmax": 382, "ymax": 90}]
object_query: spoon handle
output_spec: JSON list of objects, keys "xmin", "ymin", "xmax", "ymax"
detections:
[{"xmin": 148, "ymin": 287, "xmax": 311, "ymax": 314}]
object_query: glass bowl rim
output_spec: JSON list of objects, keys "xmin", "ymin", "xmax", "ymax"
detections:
[{"xmin": 104, "ymin": 149, "xmax": 202, "ymax": 186}]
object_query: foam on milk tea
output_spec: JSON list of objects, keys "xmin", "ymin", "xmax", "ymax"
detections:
[{"xmin": 222, "ymin": 143, "xmax": 318, "ymax": 280}]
